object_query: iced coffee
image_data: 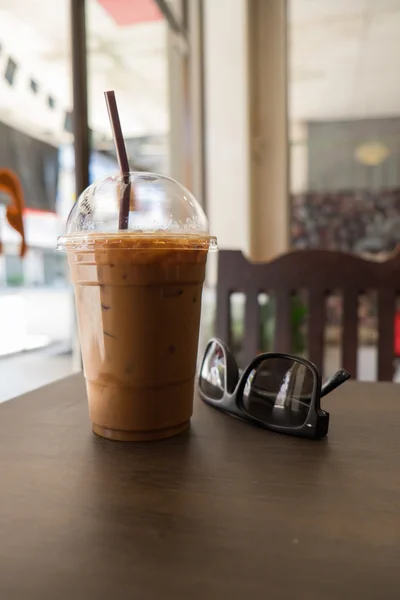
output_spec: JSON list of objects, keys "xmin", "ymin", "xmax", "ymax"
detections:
[{"xmin": 57, "ymin": 173, "xmax": 216, "ymax": 441}]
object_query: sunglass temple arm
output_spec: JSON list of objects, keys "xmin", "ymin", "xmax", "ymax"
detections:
[{"xmin": 320, "ymin": 368, "xmax": 351, "ymax": 397}]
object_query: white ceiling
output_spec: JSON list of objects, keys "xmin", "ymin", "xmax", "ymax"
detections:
[
  {"xmin": 0, "ymin": 0, "xmax": 168, "ymax": 143},
  {"xmin": 1, "ymin": 0, "xmax": 400, "ymax": 145},
  {"xmin": 289, "ymin": 0, "xmax": 400, "ymax": 122}
]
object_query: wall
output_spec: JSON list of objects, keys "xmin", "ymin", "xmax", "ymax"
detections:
[
  {"xmin": 308, "ymin": 118, "xmax": 400, "ymax": 192},
  {"xmin": 290, "ymin": 121, "xmax": 308, "ymax": 194}
]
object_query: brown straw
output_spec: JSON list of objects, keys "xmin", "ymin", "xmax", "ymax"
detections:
[{"xmin": 104, "ymin": 90, "xmax": 132, "ymax": 230}]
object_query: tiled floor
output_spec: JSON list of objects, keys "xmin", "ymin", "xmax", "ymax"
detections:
[
  {"xmin": 0, "ymin": 346, "xmax": 77, "ymax": 403},
  {"xmin": 0, "ymin": 288, "xmax": 73, "ymax": 357}
]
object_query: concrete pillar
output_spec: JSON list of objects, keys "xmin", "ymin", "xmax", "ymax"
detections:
[
  {"xmin": 166, "ymin": 0, "xmax": 189, "ymax": 186},
  {"xmin": 203, "ymin": 0, "xmax": 289, "ymax": 261},
  {"xmin": 248, "ymin": 0, "xmax": 289, "ymax": 260},
  {"xmin": 187, "ymin": 0, "xmax": 206, "ymax": 207},
  {"xmin": 203, "ymin": 0, "xmax": 251, "ymax": 255},
  {"xmin": 167, "ymin": 29, "xmax": 188, "ymax": 185}
]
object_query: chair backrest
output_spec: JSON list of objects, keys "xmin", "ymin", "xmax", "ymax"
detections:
[{"xmin": 215, "ymin": 249, "xmax": 400, "ymax": 381}]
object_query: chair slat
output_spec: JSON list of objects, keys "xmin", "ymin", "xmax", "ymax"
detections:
[
  {"xmin": 215, "ymin": 286, "xmax": 231, "ymax": 345},
  {"xmin": 274, "ymin": 290, "xmax": 292, "ymax": 354},
  {"xmin": 342, "ymin": 289, "xmax": 358, "ymax": 379},
  {"xmin": 243, "ymin": 290, "xmax": 260, "ymax": 365},
  {"xmin": 307, "ymin": 290, "xmax": 325, "ymax": 373},
  {"xmin": 377, "ymin": 289, "xmax": 396, "ymax": 381}
]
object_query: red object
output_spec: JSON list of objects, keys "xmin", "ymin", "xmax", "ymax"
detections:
[
  {"xmin": 97, "ymin": 0, "xmax": 162, "ymax": 26},
  {"xmin": 395, "ymin": 313, "xmax": 400, "ymax": 356},
  {"xmin": 24, "ymin": 208, "xmax": 56, "ymax": 216}
]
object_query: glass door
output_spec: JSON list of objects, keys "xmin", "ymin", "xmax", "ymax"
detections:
[{"xmin": 0, "ymin": 0, "xmax": 77, "ymax": 400}]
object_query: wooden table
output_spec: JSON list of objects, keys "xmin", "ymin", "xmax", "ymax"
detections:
[{"xmin": 1, "ymin": 376, "xmax": 399, "ymax": 599}]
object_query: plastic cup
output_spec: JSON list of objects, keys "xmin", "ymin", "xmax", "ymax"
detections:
[{"xmin": 57, "ymin": 172, "xmax": 217, "ymax": 441}]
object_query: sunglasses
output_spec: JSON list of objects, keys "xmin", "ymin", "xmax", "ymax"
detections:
[{"xmin": 198, "ymin": 338, "xmax": 350, "ymax": 440}]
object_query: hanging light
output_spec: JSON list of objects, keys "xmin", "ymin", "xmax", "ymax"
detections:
[{"xmin": 354, "ymin": 141, "xmax": 390, "ymax": 166}]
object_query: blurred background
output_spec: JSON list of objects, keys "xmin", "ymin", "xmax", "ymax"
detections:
[{"xmin": 1, "ymin": 0, "xmax": 400, "ymax": 400}]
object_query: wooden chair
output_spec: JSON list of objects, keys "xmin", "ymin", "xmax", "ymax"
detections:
[{"xmin": 215, "ymin": 249, "xmax": 400, "ymax": 381}]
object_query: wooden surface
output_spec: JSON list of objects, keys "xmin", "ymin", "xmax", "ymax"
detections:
[
  {"xmin": 1, "ymin": 375, "xmax": 400, "ymax": 599},
  {"xmin": 215, "ymin": 249, "xmax": 400, "ymax": 379}
]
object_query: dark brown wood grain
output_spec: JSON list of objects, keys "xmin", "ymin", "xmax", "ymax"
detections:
[
  {"xmin": 244, "ymin": 290, "xmax": 260, "ymax": 360},
  {"xmin": 1, "ymin": 375, "xmax": 400, "ymax": 599},
  {"xmin": 273, "ymin": 289, "xmax": 292, "ymax": 353},
  {"xmin": 215, "ymin": 283, "xmax": 230, "ymax": 345},
  {"xmin": 342, "ymin": 288, "xmax": 359, "ymax": 376},
  {"xmin": 308, "ymin": 288, "xmax": 326, "ymax": 374},
  {"xmin": 216, "ymin": 249, "xmax": 400, "ymax": 379},
  {"xmin": 378, "ymin": 289, "xmax": 397, "ymax": 380}
]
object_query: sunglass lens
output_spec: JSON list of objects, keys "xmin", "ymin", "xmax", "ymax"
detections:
[
  {"xmin": 199, "ymin": 340, "xmax": 226, "ymax": 400},
  {"xmin": 242, "ymin": 358, "xmax": 315, "ymax": 427}
]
